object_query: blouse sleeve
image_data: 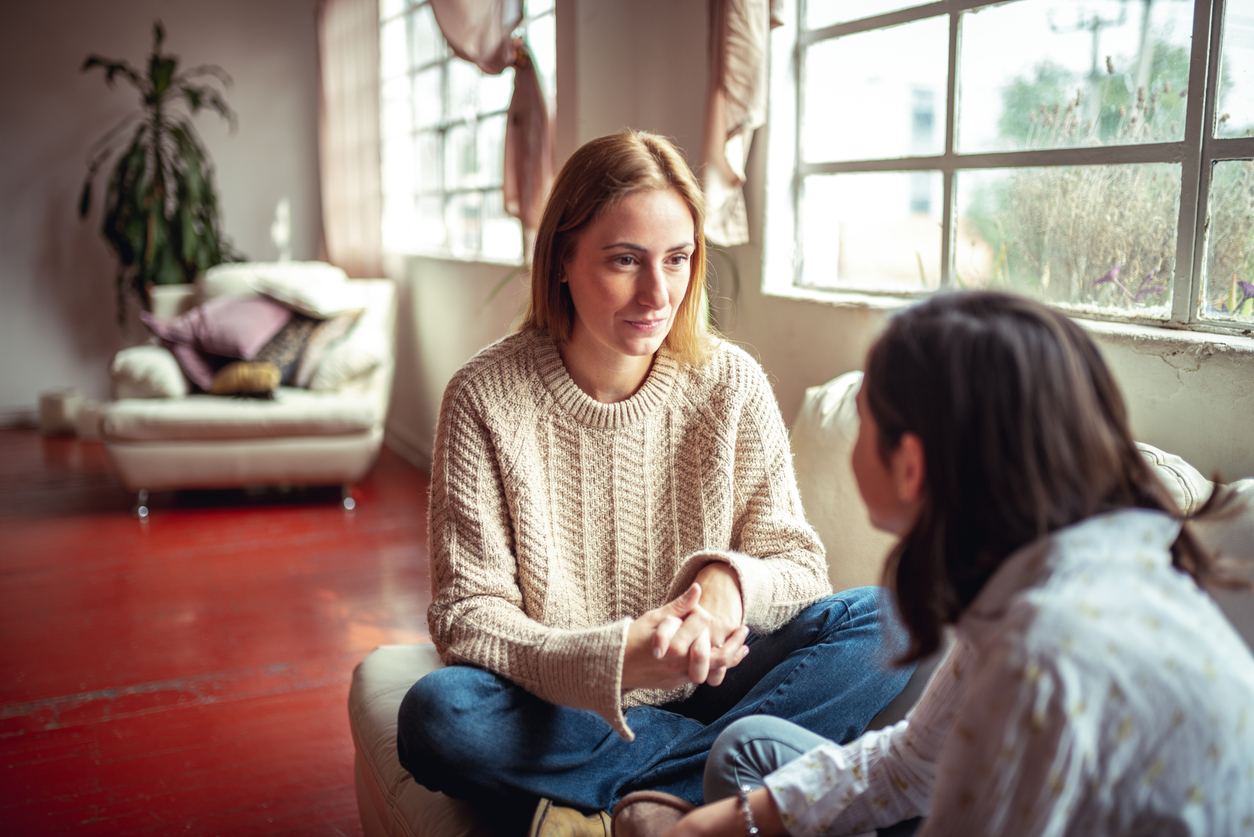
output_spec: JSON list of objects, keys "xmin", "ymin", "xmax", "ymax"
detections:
[
  {"xmin": 425, "ymin": 374, "xmax": 633, "ymax": 737},
  {"xmin": 764, "ymin": 642, "xmax": 973, "ymax": 836},
  {"xmin": 667, "ymin": 355, "xmax": 832, "ymax": 630}
]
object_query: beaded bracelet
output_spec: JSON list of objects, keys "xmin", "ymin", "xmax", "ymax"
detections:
[{"xmin": 737, "ymin": 785, "xmax": 760, "ymax": 836}]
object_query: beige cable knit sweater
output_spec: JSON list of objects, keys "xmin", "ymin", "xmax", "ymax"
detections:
[{"xmin": 427, "ymin": 329, "xmax": 831, "ymax": 740}]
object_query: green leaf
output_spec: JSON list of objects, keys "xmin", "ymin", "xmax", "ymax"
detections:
[{"xmin": 82, "ymin": 20, "xmax": 243, "ymax": 320}]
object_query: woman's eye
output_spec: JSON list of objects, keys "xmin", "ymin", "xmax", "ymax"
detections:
[
  {"xmin": 668, "ymin": 254, "xmax": 691, "ymax": 266},
  {"xmin": 613, "ymin": 255, "xmax": 637, "ymax": 266}
]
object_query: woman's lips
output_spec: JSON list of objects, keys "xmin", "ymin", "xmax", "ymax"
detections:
[{"xmin": 624, "ymin": 318, "xmax": 667, "ymax": 332}]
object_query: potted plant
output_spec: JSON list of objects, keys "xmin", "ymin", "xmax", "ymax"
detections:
[{"xmin": 79, "ymin": 20, "xmax": 243, "ymax": 325}]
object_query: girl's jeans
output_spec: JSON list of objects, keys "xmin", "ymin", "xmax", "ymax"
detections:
[{"xmin": 396, "ymin": 587, "xmax": 913, "ymax": 830}]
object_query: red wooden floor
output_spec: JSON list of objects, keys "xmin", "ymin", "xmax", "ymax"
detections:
[{"xmin": 0, "ymin": 430, "xmax": 433, "ymax": 835}]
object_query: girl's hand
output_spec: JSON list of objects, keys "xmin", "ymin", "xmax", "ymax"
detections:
[
  {"xmin": 623, "ymin": 584, "xmax": 750, "ymax": 691},
  {"xmin": 663, "ymin": 790, "xmax": 786, "ymax": 837}
]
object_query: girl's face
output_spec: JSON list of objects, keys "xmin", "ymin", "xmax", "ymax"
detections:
[
  {"xmin": 852, "ymin": 379, "xmax": 924, "ymax": 536},
  {"xmin": 562, "ymin": 188, "xmax": 695, "ymax": 366}
]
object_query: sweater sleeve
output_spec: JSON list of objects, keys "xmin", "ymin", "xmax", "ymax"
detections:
[
  {"xmin": 668, "ymin": 353, "xmax": 831, "ymax": 631},
  {"xmin": 426, "ymin": 371, "xmax": 635, "ymax": 739}
]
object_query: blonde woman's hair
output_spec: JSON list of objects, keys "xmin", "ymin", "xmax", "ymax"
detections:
[{"xmin": 519, "ymin": 130, "xmax": 713, "ymax": 366}]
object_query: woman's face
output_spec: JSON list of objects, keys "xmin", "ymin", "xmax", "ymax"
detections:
[
  {"xmin": 562, "ymin": 188, "xmax": 695, "ymax": 365},
  {"xmin": 852, "ymin": 379, "xmax": 923, "ymax": 536}
]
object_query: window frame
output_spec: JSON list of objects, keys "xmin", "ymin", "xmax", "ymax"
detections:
[
  {"xmin": 764, "ymin": 0, "xmax": 1254, "ymax": 335},
  {"xmin": 378, "ymin": 0, "xmax": 554, "ymax": 263}
]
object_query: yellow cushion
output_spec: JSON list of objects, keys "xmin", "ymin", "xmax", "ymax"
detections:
[{"xmin": 209, "ymin": 361, "xmax": 281, "ymax": 396}]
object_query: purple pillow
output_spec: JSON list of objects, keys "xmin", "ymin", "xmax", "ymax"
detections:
[{"xmin": 141, "ymin": 297, "xmax": 292, "ymax": 391}]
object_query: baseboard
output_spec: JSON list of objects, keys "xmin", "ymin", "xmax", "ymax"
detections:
[
  {"xmin": 0, "ymin": 407, "xmax": 38, "ymax": 429},
  {"xmin": 384, "ymin": 425, "xmax": 432, "ymax": 472}
]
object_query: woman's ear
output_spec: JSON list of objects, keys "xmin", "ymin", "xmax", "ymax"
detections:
[{"xmin": 892, "ymin": 432, "xmax": 926, "ymax": 504}]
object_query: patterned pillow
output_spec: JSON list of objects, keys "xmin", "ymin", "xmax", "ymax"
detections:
[{"xmin": 140, "ymin": 297, "xmax": 292, "ymax": 391}]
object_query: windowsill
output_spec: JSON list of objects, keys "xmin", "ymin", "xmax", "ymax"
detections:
[{"xmin": 763, "ymin": 285, "xmax": 1254, "ymax": 357}]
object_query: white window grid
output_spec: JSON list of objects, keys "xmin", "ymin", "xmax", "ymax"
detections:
[
  {"xmin": 379, "ymin": 0, "xmax": 555, "ymax": 262},
  {"xmin": 766, "ymin": 0, "xmax": 1254, "ymax": 334}
]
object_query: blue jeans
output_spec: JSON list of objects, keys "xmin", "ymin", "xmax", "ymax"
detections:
[{"xmin": 397, "ymin": 588, "xmax": 912, "ymax": 829}]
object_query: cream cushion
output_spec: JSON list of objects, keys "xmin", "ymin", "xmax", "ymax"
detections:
[
  {"xmin": 111, "ymin": 345, "xmax": 189, "ymax": 400},
  {"xmin": 791, "ymin": 370, "xmax": 895, "ymax": 593},
  {"xmin": 201, "ymin": 261, "xmax": 352, "ymax": 307},
  {"xmin": 103, "ymin": 389, "xmax": 377, "ymax": 441},
  {"xmin": 309, "ymin": 282, "xmax": 393, "ymax": 391}
]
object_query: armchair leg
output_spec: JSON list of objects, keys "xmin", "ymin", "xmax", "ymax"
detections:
[
  {"xmin": 341, "ymin": 485, "xmax": 357, "ymax": 511},
  {"xmin": 134, "ymin": 489, "xmax": 150, "ymax": 519}
]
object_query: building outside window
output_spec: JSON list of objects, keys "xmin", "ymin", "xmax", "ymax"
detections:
[
  {"xmin": 767, "ymin": 0, "xmax": 1254, "ymax": 332},
  {"xmin": 378, "ymin": 0, "xmax": 555, "ymax": 263}
]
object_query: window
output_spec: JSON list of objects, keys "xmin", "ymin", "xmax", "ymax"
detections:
[
  {"xmin": 378, "ymin": 0, "xmax": 555, "ymax": 263},
  {"xmin": 767, "ymin": 0, "xmax": 1254, "ymax": 332}
]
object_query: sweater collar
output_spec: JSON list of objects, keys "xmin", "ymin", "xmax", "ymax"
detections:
[{"xmin": 531, "ymin": 332, "xmax": 680, "ymax": 429}]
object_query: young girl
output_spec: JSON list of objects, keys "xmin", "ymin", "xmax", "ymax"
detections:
[{"xmin": 655, "ymin": 291, "xmax": 1254, "ymax": 837}]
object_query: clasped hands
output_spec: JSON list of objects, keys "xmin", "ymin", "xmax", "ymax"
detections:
[{"xmin": 622, "ymin": 562, "xmax": 749, "ymax": 692}]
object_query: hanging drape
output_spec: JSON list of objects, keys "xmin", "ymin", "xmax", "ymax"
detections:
[
  {"xmin": 430, "ymin": 0, "xmax": 554, "ymax": 252},
  {"xmin": 316, "ymin": 0, "xmax": 384, "ymax": 277},
  {"xmin": 702, "ymin": 0, "xmax": 783, "ymax": 247}
]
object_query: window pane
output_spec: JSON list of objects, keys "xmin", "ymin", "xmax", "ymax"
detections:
[
  {"xmin": 479, "ymin": 67, "xmax": 514, "ymax": 115},
  {"xmin": 448, "ymin": 59, "xmax": 483, "ymax": 122},
  {"xmin": 408, "ymin": 3, "xmax": 445, "ymax": 68},
  {"xmin": 1217, "ymin": 0, "xmax": 1254, "ymax": 137},
  {"xmin": 381, "ymin": 137, "xmax": 415, "ymax": 198},
  {"xmin": 415, "ymin": 130, "xmax": 441, "ymax": 194},
  {"xmin": 806, "ymin": 1, "xmax": 924, "ymax": 30},
  {"xmin": 381, "ymin": 76, "xmax": 413, "ymax": 138},
  {"xmin": 803, "ymin": 17, "xmax": 947, "ymax": 162},
  {"xmin": 380, "ymin": 17, "xmax": 409, "ymax": 80},
  {"xmin": 1201, "ymin": 160, "xmax": 1254, "ymax": 323},
  {"xmin": 528, "ymin": 0, "xmax": 555, "ymax": 16},
  {"xmin": 382, "ymin": 194, "xmax": 419, "ymax": 252},
  {"xmin": 482, "ymin": 190, "xmax": 523, "ymax": 262},
  {"xmin": 960, "ymin": 0, "xmax": 1193, "ymax": 153},
  {"xmin": 478, "ymin": 114, "xmax": 507, "ymax": 187},
  {"xmin": 380, "ymin": 0, "xmax": 405, "ymax": 22},
  {"xmin": 412, "ymin": 68, "xmax": 442, "ymax": 129},
  {"xmin": 445, "ymin": 123, "xmax": 476, "ymax": 190},
  {"xmin": 799, "ymin": 172, "xmax": 943, "ymax": 291},
  {"xmin": 955, "ymin": 164, "xmax": 1179, "ymax": 316},
  {"xmin": 526, "ymin": 13, "xmax": 557, "ymax": 101},
  {"xmin": 447, "ymin": 192, "xmax": 483, "ymax": 256},
  {"xmin": 416, "ymin": 195, "xmax": 446, "ymax": 251}
]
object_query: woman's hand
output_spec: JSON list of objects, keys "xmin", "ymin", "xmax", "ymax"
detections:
[
  {"xmin": 663, "ymin": 789, "xmax": 786, "ymax": 837},
  {"xmin": 623, "ymin": 583, "xmax": 750, "ymax": 691}
]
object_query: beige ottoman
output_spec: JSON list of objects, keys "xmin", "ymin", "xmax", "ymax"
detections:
[{"xmin": 349, "ymin": 644, "xmax": 490, "ymax": 837}]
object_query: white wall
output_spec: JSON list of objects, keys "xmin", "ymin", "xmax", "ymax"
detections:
[
  {"xmin": 381, "ymin": 0, "xmax": 1254, "ymax": 481},
  {"xmin": 0, "ymin": 0, "xmax": 322, "ymax": 420}
]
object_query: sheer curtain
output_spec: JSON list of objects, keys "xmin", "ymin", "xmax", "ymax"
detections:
[
  {"xmin": 703, "ymin": 0, "xmax": 782, "ymax": 247},
  {"xmin": 317, "ymin": 0, "xmax": 384, "ymax": 277},
  {"xmin": 430, "ymin": 0, "xmax": 553, "ymax": 252}
]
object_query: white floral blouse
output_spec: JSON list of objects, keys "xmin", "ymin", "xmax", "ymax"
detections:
[{"xmin": 765, "ymin": 509, "xmax": 1254, "ymax": 836}]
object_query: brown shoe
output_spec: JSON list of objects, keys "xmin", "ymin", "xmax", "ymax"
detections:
[
  {"xmin": 529, "ymin": 797, "xmax": 612, "ymax": 837},
  {"xmin": 610, "ymin": 791, "xmax": 696, "ymax": 837}
]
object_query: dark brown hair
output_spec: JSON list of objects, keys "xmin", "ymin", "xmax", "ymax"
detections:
[
  {"xmin": 866, "ymin": 291, "xmax": 1235, "ymax": 662},
  {"xmin": 518, "ymin": 130, "xmax": 713, "ymax": 365}
]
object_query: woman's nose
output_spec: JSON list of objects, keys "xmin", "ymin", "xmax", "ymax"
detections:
[{"xmin": 636, "ymin": 262, "xmax": 669, "ymax": 309}]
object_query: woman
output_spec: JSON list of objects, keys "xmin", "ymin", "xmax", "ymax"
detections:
[
  {"xmin": 667, "ymin": 291, "xmax": 1254, "ymax": 837},
  {"xmin": 395, "ymin": 131, "xmax": 913, "ymax": 834}
]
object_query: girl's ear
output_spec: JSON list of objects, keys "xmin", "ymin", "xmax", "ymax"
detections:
[{"xmin": 892, "ymin": 432, "xmax": 926, "ymax": 504}]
